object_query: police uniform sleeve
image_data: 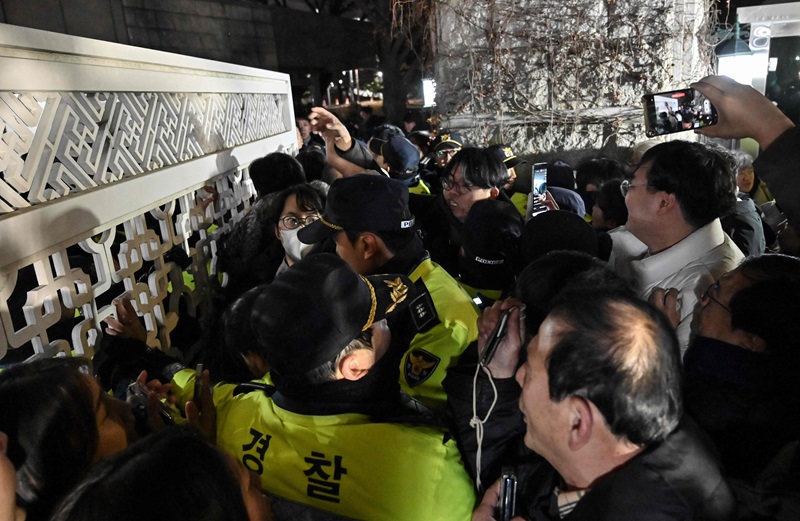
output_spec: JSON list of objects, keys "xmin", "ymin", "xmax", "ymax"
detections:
[{"xmin": 400, "ymin": 265, "xmax": 480, "ymax": 411}]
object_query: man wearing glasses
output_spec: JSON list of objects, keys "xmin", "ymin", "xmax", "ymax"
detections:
[
  {"xmin": 409, "ymin": 146, "xmax": 513, "ymax": 275},
  {"xmin": 609, "ymin": 141, "xmax": 743, "ymax": 354}
]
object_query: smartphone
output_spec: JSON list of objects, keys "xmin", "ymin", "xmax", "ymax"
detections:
[
  {"xmin": 480, "ymin": 308, "xmax": 513, "ymax": 366},
  {"xmin": 496, "ymin": 466, "xmax": 517, "ymax": 521},
  {"xmin": 527, "ymin": 162, "xmax": 548, "ymax": 220},
  {"xmin": 642, "ymin": 88, "xmax": 718, "ymax": 138}
]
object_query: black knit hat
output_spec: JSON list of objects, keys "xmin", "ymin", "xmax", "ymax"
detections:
[
  {"xmin": 298, "ymin": 174, "xmax": 415, "ymax": 244},
  {"xmin": 225, "ymin": 254, "xmax": 414, "ymax": 377}
]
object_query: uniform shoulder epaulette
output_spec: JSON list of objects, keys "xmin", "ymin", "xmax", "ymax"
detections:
[
  {"xmin": 409, "ymin": 278, "xmax": 441, "ymax": 333},
  {"xmin": 233, "ymin": 382, "xmax": 276, "ymax": 397}
]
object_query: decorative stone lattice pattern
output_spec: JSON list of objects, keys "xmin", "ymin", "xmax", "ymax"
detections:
[
  {"xmin": 434, "ymin": 0, "xmax": 716, "ymax": 152},
  {"xmin": 0, "ymin": 169, "xmax": 257, "ymax": 361},
  {"xmin": 0, "ymin": 92, "xmax": 288, "ymax": 213}
]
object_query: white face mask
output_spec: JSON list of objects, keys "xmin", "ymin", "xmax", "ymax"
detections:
[{"xmin": 280, "ymin": 227, "xmax": 314, "ymax": 263}]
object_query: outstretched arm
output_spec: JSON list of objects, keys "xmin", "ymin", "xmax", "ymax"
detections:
[
  {"xmin": 691, "ymin": 75, "xmax": 794, "ymax": 149},
  {"xmin": 309, "ymin": 106, "xmax": 375, "ymax": 177},
  {"xmin": 693, "ymin": 75, "xmax": 800, "ymax": 230}
]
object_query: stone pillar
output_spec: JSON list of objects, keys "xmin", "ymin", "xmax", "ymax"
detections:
[{"xmin": 434, "ymin": 0, "xmax": 714, "ymax": 153}]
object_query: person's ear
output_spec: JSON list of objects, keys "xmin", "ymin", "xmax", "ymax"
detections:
[
  {"xmin": 736, "ymin": 330, "xmax": 767, "ymax": 353},
  {"xmin": 656, "ymin": 192, "xmax": 678, "ymax": 215},
  {"xmin": 275, "ymin": 224, "xmax": 281, "ymax": 241},
  {"xmin": 360, "ymin": 233, "xmax": 380, "ymax": 260},
  {"xmin": 567, "ymin": 396, "xmax": 593, "ymax": 451},
  {"xmin": 489, "ymin": 187, "xmax": 500, "ymax": 199},
  {"xmin": 338, "ymin": 349, "xmax": 377, "ymax": 381}
]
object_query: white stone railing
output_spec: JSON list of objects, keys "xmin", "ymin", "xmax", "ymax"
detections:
[{"xmin": 0, "ymin": 23, "xmax": 296, "ymax": 362}]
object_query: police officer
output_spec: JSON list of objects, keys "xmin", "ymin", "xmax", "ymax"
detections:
[
  {"xmin": 206, "ymin": 255, "xmax": 476, "ymax": 521},
  {"xmin": 298, "ymin": 175, "xmax": 479, "ymax": 413}
]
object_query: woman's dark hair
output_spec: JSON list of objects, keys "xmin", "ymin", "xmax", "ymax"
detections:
[
  {"xmin": 0, "ymin": 358, "xmax": 98, "ymax": 521},
  {"xmin": 52, "ymin": 426, "xmax": 251, "ymax": 521},
  {"xmin": 444, "ymin": 147, "xmax": 508, "ymax": 189},
  {"xmin": 267, "ymin": 183, "xmax": 327, "ymax": 226}
]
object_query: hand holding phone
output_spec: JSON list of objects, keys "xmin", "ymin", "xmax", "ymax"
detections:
[
  {"xmin": 642, "ymin": 87, "xmax": 718, "ymax": 138},
  {"xmin": 477, "ymin": 302, "xmax": 526, "ymax": 377},
  {"xmin": 480, "ymin": 308, "xmax": 513, "ymax": 366},
  {"xmin": 496, "ymin": 466, "xmax": 517, "ymax": 521}
]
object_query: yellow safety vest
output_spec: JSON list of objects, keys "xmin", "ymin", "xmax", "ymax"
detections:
[
  {"xmin": 213, "ymin": 382, "xmax": 476, "ymax": 521},
  {"xmin": 457, "ymin": 280, "xmax": 503, "ymax": 303},
  {"xmin": 169, "ymin": 371, "xmax": 476, "ymax": 519},
  {"xmin": 510, "ymin": 192, "xmax": 528, "ymax": 217}
]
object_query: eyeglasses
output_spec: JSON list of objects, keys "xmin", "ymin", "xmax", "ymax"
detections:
[
  {"xmin": 435, "ymin": 148, "xmax": 459, "ymax": 158},
  {"xmin": 441, "ymin": 176, "xmax": 479, "ymax": 195},
  {"xmin": 279, "ymin": 214, "xmax": 319, "ymax": 230},
  {"xmin": 619, "ymin": 179, "xmax": 651, "ymax": 197},
  {"xmin": 702, "ymin": 279, "xmax": 731, "ymax": 313}
]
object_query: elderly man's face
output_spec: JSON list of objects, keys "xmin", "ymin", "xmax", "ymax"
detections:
[{"xmin": 515, "ymin": 315, "xmax": 572, "ymax": 462}]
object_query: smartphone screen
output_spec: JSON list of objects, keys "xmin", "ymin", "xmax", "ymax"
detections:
[
  {"xmin": 642, "ymin": 88, "xmax": 718, "ymax": 138},
  {"xmin": 526, "ymin": 162, "xmax": 548, "ymax": 220}
]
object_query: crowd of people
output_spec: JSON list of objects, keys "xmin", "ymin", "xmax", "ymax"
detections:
[{"xmin": 1, "ymin": 75, "xmax": 800, "ymax": 521}]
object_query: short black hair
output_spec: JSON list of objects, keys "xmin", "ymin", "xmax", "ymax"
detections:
[
  {"xmin": 515, "ymin": 251, "xmax": 632, "ymax": 333},
  {"xmin": 546, "ymin": 293, "xmax": 682, "ymax": 445},
  {"xmin": 575, "ymin": 157, "xmax": 626, "ymax": 192},
  {"xmin": 594, "ymin": 179, "xmax": 628, "ymax": 227},
  {"xmin": 249, "ymin": 152, "xmax": 305, "ymax": 197},
  {"xmin": 295, "ymin": 151, "xmax": 327, "ymax": 183},
  {"xmin": 730, "ymin": 254, "xmax": 800, "ymax": 356},
  {"xmin": 444, "ymin": 147, "xmax": 508, "ymax": 189},
  {"xmin": 640, "ymin": 141, "xmax": 737, "ymax": 228}
]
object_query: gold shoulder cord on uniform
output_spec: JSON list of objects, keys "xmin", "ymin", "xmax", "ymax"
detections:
[
  {"xmin": 360, "ymin": 277, "xmax": 410, "ymax": 330},
  {"xmin": 360, "ymin": 276, "xmax": 377, "ymax": 331}
]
